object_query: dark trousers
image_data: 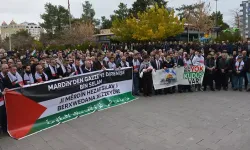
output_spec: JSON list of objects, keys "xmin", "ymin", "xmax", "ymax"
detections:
[
  {"xmin": 244, "ymin": 73, "xmax": 248, "ymax": 89},
  {"xmin": 164, "ymin": 88, "xmax": 173, "ymax": 94},
  {"xmin": 142, "ymin": 75, "xmax": 153, "ymax": 96},
  {"xmin": 178, "ymin": 85, "xmax": 183, "ymax": 92},
  {"xmin": 133, "ymin": 73, "xmax": 139, "ymax": 95},
  {"xmin": 0, "ymin": 105, "xmax": 7, "ymax": 132},
  {"xmin": 214, "ymin": 70, "xmax": 221, "ymax": 89},
  {"xmin": 139, "ymin": 78, "xmax": 143, "ymax": 93},
  {"xmin": 154, "ymin": 89, "xmax": 162, "ymax": 95},
  {"xmin": 228, "ymin": 72, "xmax": 234, "ymax": 88},
  {"xmin": 203, "ymin": 72, "xmax": 214, "ymax": 90},
  {"xmin": 220, "ymin": 73, "xmax": 229, "ymax": 89},
  {"xmin": 183, "ymin": 85, "xmax": 192, "ymax": 91}
]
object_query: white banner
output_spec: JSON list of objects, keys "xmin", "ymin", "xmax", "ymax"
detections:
[{"xmin": 153, "ymin": 65, "xmax": 205, "ymax": 89}]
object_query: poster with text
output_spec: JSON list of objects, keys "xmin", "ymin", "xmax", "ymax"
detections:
[
  {"xmin": 177, "ymin": 65, "xmax": 205, "ymax": 85},
  {"xmin": 5, "ymin": 68, "xmax": 135, "ymax": 140}
]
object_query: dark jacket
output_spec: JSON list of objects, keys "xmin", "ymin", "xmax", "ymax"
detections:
[
  {"xmin": 151, "ymin": 59, "xmax": 163, "ymax": 70},
  {"xmin": 82, "ymin": 68, "xmax": 94, "ymax": 74},
  {"xmin": 163, "ymin": 60, "xmax": 175, "ymax": 68},
  {"xmin": 31, "ymin": 64, "xmax": 38, "ymax": 75},
  {"xmin": 3, "ymin": 76, "xmax": 19, "ymax": 89},
  {"xmin": 245, "ymin": 58, "xmax": 250, "ymax": 73},
  {"xmin": 45, "ymin": 66, "xmax": 59, "ymax": 80},
  {"xmin": 218, "ymin": 58, "xmax": 229, "ymax": 72},
  {"xmin": 205, "ymin": 58, "xmax": 215, "ymax": 74},
  {"xmin": 93, "ymin": 60, "xmax": 107, "ymax": 70},
  {"xmin": 57, "ymin": 65, "xmax": 70, "ymax": 77}
]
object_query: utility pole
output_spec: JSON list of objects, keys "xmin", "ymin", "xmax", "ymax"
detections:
[{"xmin": 68, "ymin": 0, "xmax": 72, "ymax": 30}]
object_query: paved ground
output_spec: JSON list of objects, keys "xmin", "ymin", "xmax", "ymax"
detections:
[{"xmin": 1, "ymin": 91, "xmax": 250, "ymax": 150}]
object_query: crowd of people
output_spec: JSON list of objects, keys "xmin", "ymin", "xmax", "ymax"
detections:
[{"xmin": 0, "ymin": 41, "xmax": 250, "ymax": 133}]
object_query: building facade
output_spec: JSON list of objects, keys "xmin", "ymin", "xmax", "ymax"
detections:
[
  {"xmin": 0, "ymin": 20, "xmax": 43, "ymax": 40},
  {"xmin": 21, "ymin": 22, "xmax": 43, "ymax": 40},
  {"xmin": 0, "ymin": 20, "xmax": 26, "ymax": 40},
  {"xmin": 240, "ymin": 0, "xmax": 250, "ymax": 39}
]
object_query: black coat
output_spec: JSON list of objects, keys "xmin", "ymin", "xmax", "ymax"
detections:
[
  {"xmin": 163, "ymin": 60, "xmax": 175, "ymax": 68},
  {"xmin": 245, "ymin": 58, "xmax": 250, "ymax": 73},
  {"xmin": 3, "ymin": 76, "xmax": 18, "ymax": 89},
  {"xmin": 151, "ymin": 60, "xmax": 163, "ymax": 70},
  {"xmin": 93, "ymin": 61, "xmax": 107, "ymax": 70},
  {"xmin": 45, "ymin": 67, "xmax": 59, "ymax": 80},
  {"xmin": 57, "ymin": 65, "xmax": 69, "ymax": 77},
  {"xmin": 31, "ymin": 64, "xmax": 38, "ymax": 75},
  {"xmin": 82, "ymin": 68, "xmax": 94, "ymax": 74}
]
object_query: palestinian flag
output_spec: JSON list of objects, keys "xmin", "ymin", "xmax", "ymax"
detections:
[
  {"xmin": 5, "ymin": 68, "xmax": 135, "ymax": 139},
  {"xmin": 31, "ymin": 50, "xmax": 37, "ymax": 57}
]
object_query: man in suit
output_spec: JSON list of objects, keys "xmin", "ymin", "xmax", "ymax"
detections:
[
  {"xmin": 151, "ymin": 54, "xmax": 163, "ymax": 95},
  {"xmin": 16, "ymin": 61, "xmax": 24, "ymax": 75},
  {"xmin": 82, "ymin": 61, "xmax": 94, "ymax": 73},
  {"xmin": 174, "ymin": 52, "xmax": 184, "ymax": 93},
  {"xmin": 118, "ymin": 56, "xmax": 130, "ymax": 68},
  {"xmin": 35, "ymin": 65, "xmax": 49, "ymax": 83},
  {"xmin": 93, "ymin": 53, "xmax": 107, "ymax": 71},
  {"xmin": 45, "ymin": 59, "xmax": 59, "ymax": 80},
  {"xmin": 0, "ymin": 64, "xmax": 8, "ymax": 79},
  {"xmin": 23, "ymin": 65, "xmax": 35, "ymax": 85},
  {"xmin": 3, "ymin": 64, "xmax": 24, "ymax": 89}
]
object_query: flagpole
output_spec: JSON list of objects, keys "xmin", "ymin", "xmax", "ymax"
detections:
[{"xmin": 68, "ymin": 0, "xmax": 71, "ymax": 30}]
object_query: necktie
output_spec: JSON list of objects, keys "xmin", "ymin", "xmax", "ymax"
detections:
[
  {"xmin": 41, "ymin": 74, "xmax": 46, "ymax": 81},
  {"xmin": 157, "ymin": 60, "xmax": 159, "ymax": 70},
  {"xmin": 54, "ymin": 66, "xmax": 57, "ymax": 73},
  {"xmin": 77, "ymin": 67, "xmax": 81, "ymax": 74}
]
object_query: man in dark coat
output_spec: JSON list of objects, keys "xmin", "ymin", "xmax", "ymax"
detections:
[
  {"xmin": 93, "ymin": 53, "xmax": 107, "ymax": 70},
  {"xmin": 203, "ymin": 54, "xmax": 215, "ymax": 91},
  {"xmin": 82, "ymin": 61, "xmax": 94, "ymax": 73},
  {"xmin": 45, "ymin": 59, "xmax": 59, "ymax": 80},
  {"xmin": 151, "ymin": 54, "xmax": 163, "ymax": 95}
]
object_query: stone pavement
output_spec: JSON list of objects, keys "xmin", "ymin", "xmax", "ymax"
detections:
[{"xmin": 1, "ymin": 91, "xmax": 250, "ymax": 150}]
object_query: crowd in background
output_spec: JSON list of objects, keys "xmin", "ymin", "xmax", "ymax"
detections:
[{"xmin": 0, "ymin": 40, "xmax": 250, "ymax": 133}]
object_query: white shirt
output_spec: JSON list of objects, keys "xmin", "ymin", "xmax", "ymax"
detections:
[{"xmin": 192, "ymin": 55, "xmax": 204, "ymax": 66}]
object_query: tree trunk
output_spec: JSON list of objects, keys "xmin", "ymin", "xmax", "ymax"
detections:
[{"xmin": 198, "ymin": 28, "xmax": 200, "ymax": 40}]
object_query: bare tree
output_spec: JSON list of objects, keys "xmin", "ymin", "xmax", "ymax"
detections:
[
  {"xmin": 231, "ymin": 8, "xmax": 240, "ymax": 28},
  {"xmin": 192, "ymin": 0, "xmax": 213, "ymax": 38},
  {"xmin": 62, "ymin": 21, "xmax": 95, "ymax": 45}
]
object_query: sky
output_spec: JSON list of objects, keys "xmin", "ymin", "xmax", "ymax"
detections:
[{"xmin": 0, "ymin": 0, "xmax": 241, "ymax": 26}]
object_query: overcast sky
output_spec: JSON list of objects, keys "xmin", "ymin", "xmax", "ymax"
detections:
[{"xmin": 0, "ymin": 0, "xmax": 240, "ymax": 26}]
